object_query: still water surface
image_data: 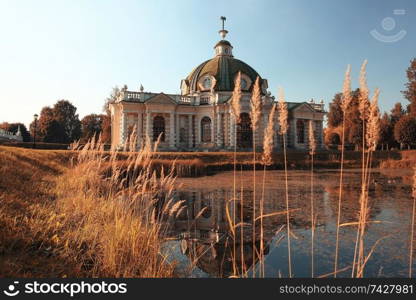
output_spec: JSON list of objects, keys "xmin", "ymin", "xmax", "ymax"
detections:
[{"xmin": 163, "ymin": 169, "xmax": 414, "ymax": 278}]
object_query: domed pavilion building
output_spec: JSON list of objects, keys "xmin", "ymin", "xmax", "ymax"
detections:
[{"xmin": 110, "ymin": 18, "xmax": 325, "ymax": 151}]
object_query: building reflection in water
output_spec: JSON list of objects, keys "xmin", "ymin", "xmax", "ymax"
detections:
[
  {"xmin": 164, "ymin": 169, "xmax": 413, "ymax": 277},
  {"xmin": 168, "ymin": 189, "xmax": 277, "ymax": 277}
]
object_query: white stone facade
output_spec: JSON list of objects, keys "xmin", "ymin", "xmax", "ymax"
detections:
[
  {"xmin": 110, "ymin": 90, "xmax": 325, "ymax": 151},
  {"xmin": 109, "ymin": 24, "xmax": 325, "ymax": 151}
]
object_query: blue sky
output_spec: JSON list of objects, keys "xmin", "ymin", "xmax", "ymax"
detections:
[{"xmin": 0, "ymin": 0, "xmax": 415, "ymax": 127}]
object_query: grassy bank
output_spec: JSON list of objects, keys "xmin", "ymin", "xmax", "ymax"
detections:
[
  {"xmin": 0, "ymin": 146, "xmax": 74, "ymax": 276},
  {"xmin": 146, "ymin": 150, "xmax": 403, "ymax": 174},
  {"xmin": 379, "ymin": 150, "xmax": 416, "ymax": 169},
  {"xmin": 0, "ymin": 145, "xmax": 176, "ymax": 277}
]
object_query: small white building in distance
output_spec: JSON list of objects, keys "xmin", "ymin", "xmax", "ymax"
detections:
[
  {"xmin": 110, "ymin": 18, "xmax": 325, "ymax": 151},
  {"xmin": 0, "ymin": 126, "xmax": 23, "ymax": 142}
]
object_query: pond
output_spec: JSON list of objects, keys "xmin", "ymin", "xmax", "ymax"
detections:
[{"xmin": 163, "ymin": 168, "xmax": 415, "ymax": 278}]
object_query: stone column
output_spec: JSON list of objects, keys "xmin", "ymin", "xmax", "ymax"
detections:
[
  {"xmin": 229, "ymin": 112, "xmax": 235, "ymax": 148},
  {"xmin": 292, "ymin": 118, "xmax": 297, "ymax": 149},
  {"xmin": 137, "ymin": 112, "xmax": 142, "ymax": 149},
  {"xmin": 169, "ymin": 112, "xmax": 175, "ymax": 149},
  {"xmin": 188, "ymin": 115, "xmax": 193, "ymax": 149},
  {"xmin": 175, "ymin": 113, "xmax": 180, "ymax": 147},
  {"xmin": 196, "ymin": 116, "xmax": 201, "ymax": 145},
  {"xmin": 216, "ymin": 112, "xmax": 222, "ymax": 148},
  {"xmin": 120, "ymin": 112, "xmax": 127, "ymax": 146},
  {"xmin": 146, "ymin": 111, "xmax": 151, "ymax": 143},
  {"xmin": 317, "ymin": 120, "xmax": 323, "ymax": 149}
]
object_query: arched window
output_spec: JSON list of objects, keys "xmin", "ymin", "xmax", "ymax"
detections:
[
  {"xmin": 237, "ymin": 113, "xmax": 253, "ymax": 148},
  {"xmin": 201, "ymin": 200, "xmax": 212, "ymax": 219},
  {"xmin": 127, "ymin": 125, "xmax": 134, "ymax": 139},
  {"xmin": 201, "ymin": 117, "xmax": 212, "ymax": 142},
  {"xmin": 153, "ymin": 116, "xmax": 165, "ymax": 142},
  {"xmin": 241, "ymin": 78, "xmax": 247, "ymax": 90},
  {"xmin": 179, "ymin": 127, "xmax": 187, "ymax": 143},
  {"xmin": 203, "ymin": 77, "xmax": 211, "ymax": 90},
  {"xmin": 296, "ymin": 119, "xmax": 305, "ymax": 144}
]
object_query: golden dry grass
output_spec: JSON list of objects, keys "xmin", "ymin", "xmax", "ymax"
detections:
[
  {"xmin": 0, "ymin": 146, "xmax": 75, "ymax": 276},
  {"xmin": 0, "ymin": 142, "xmax": 178, "ymax": 277}
]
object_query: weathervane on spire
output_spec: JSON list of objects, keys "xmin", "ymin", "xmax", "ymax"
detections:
[{"xmin": 219, "ymin": 16, "xmax": 228, "ymax": 39}]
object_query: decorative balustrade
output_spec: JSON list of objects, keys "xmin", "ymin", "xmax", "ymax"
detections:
[
  {"xmin": 179, "ymin": 96, "xmax": 192, "ymax": 104},
  {"xmin": 117, "ymin": 90, "xmax": 203, "ymax": 105},
  {"xmin": 310, "ymin": 103, "xmax": 325, "ymax": 112},
  {"xmin": 125, "ymin": 91, "xmax": 141, "ymax": 101},
  {"xmin": 200, "ymin": 97, "xmax": 210, "ymax": 105}
]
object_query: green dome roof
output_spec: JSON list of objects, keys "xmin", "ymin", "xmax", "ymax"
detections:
[
  {"xmin": 214, "ymin": 40, "xmax": 232, "ymax": 48},
  {"xmin": 186, "ymin": 55, "xmax": 262, "ymax": 93}
]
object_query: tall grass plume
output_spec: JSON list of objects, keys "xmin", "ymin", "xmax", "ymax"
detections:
[
  {"xmin": 308, "ymin": 120, "xmax": 316, "ymax": 277},
  {"xmin": 250, "ymin": 76, "xmax": 263, "ymax": 276},
  {"xmin": 335, "ymin": 64, "xmax": 351, "ymax": 277},
  {"xmin": 278, "ymin": 87, "xmax": 292, "ymax": 278}
]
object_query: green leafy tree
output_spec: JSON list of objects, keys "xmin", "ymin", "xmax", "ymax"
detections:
[
  {"xmin": 344, "ymin": 89, "xmax": 362, "ymax": 147},
  {"xmin": 52, "ymin": 100, "xmax": 81, "ymax": 142},
  {"xmin": 81, "ymin": 114, "xmax": 107, "ymax": 142},
  {"xmin": 390, "ymin": 102, "xmax": 405, "ymax": 125},
  {"xmin": 394, "ymin": 115, "xmax": 416, "ymax": 149},
  {"xmin": 30, "ymin": 100, "xmax": 81, "ymax": 143},
  {"xmin": 43, "ymin": 119, "xmax": 67, "ymax": 143},
  {"xmin": 30, "ymin": 106, "xmax": 55, "ymax": 142},
  {"xmin": 101, "ymin": 114, "xmax": 111, "ymax": 144},
  {"xmin": 347, "ymin": 121, "xmax": 364, "ymax": 149},
  {"xmin": 402, "ymin": 58, "xmax": 416, "ymax": 117},
  {"xmin": 327, "ymin": 88, "xmax": 364, "ymax": 149},
  {"xmin": 327, "ymin": 93, "xmax": 343, "ymax": 127},
  {"xmin": 379, "ymin": 113, "xmax": 394, "ymax": 150}
]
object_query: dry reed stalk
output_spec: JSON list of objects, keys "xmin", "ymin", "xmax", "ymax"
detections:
[
  {"xmin": 260, "ymin": 171, "xmax": 266, "ymax": 278},
  {"xmin": 334, "ymin": 65, "xmax": 352, "ymax": 278},
  {"xmin": 359, "ymin": 60, "xmax": 370, "ymax": 196},
  {"xmin": 240, "ymin": 165, "xmax": 246, "ymax": 277},
  {"xmin": 366, "ymin": 89, "xmax": 380, "ymax": 152},
  {"xmin": 410, "ymin": 167, "xmax": 416, "ymax": 278},
  {"xmin": 231, "ymin": 72, "xmax": 242, "ymax": 124},
  {"xmin": 259, "ymin": 104, "xmax": 277, "ymax": 277},
  {"xmin": 232, "ymin": 123, "xmax": 238, "ymax": 277},
  {"xmin": 52, "ymin": 131, "xmax": 179, "ymax": 277},
  {"xmin": 308, "ymin": 121, "xmax": 316, "ymax": 277},
  {"xmin": 262, "ymin": 104, "xmax": 276, "ymax": 166},
  {"xmin": 250, "ymin": 76, "xmax": 262, "ymax": 277},
  {"xmin": 251, "ymin": 76, "xmax": 262, "ymax": 131},
  {"xmin": 278, "ymin": 88, "xmax": 288, "ymax": 134},
  {"xmin": 355, "ymin": 187, "xmax": 369, "ymax": 278},
  {"xmin": 353, "ymin": 87, "xmax": 381, "ymax": 278},
  {"xmin": 277, "ymin": 87, "xmax": 292, "ymax": 278},
  {"xmin": 231, "ymin": 72, "xmax": 242, "ymax": 276},
  {"xmin": 359, "ymin": 60, "xmax": 370, "ymax": 122},
  {"xmin": 353, "ymin": 61, "xmax": 370, "ymax": 276}
]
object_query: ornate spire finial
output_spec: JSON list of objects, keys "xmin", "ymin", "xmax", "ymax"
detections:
[{"xmin": 219, "ymin": 16, "xmax": 228, "ymax": 39}]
